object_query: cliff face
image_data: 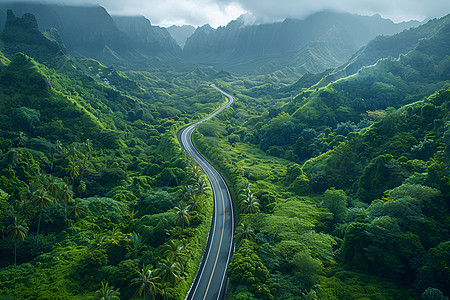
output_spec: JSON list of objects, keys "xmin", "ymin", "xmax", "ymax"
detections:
[
  {"xmin": 0, "ymin": 3, "xmax": 132, "ymax": 60},
  {"xmin": 183, "ymin": 11, "xmax": 420, "ymax": 75},
  {"xmin": 113, "ymin": 15, "xmax": 181, "ymax": 56},
  {"xmin": 0, "ymin": 3, "xmax": 182, "ymax": 63}
]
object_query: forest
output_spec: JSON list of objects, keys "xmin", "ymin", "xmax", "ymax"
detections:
[{"xmin": 0, "ymin": 6, "xmax": 448, "ymax": 300}]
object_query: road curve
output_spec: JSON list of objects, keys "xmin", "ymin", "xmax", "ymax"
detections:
[{"xmin": 177, "ymin": 84, "xmax": 236, "ymax": 300}]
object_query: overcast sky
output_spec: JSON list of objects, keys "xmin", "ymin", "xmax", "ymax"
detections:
[{"xmin": 6, "ymin": 0, "xmax": 450, "ymax": 27}]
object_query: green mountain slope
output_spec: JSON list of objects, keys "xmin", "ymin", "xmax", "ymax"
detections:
[
  {"xmin": 183, "ymin": 11, "xmax": 419, "ymax": 78},
  {"xmin": 190, "ymin": 15, "xmax": 450, "ymax": 299},
  {"xmin": 284, "ymin": 15, "xmax": 450, "ymax": 129},
  {"xmin": 315, "ymin": 14, "xmax": 450, "ymax": 87},
  {"xmin": 0, "ymin": 11, "xmax": 226, "ymax": 300},
  {"xmin": 0, "ymin": 3, "xmax": 183, "ymax": 65}
]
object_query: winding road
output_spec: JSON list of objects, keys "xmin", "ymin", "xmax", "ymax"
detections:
[{"xmin": 177, "ymin": 84, "xmax": 236, "ymax": 300}]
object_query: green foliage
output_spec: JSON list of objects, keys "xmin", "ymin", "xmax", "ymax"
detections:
[
  {"xmin": 0, "ymin": 17, "xmax": 222, "ymax": 298},
  {"xmin": 0, "ymin": 9, "xmax": 449, "ymax": 300},
  {"xmin": 357, "ymin": 154, "xmax": 407, "ymax": 203},
  {"xmin": 321, "ymin": 188, "xmax": 348, "ymax": 224},
  {"xmin": 90, "ymin": 281, "xmax": 120, "ymax": 300},
  {"xmin": 228, "ymin": 240, "xmax": 276, "ymax": 300},
  {"xmin": 292, "ymin": 251, "xmax": 322, "ymax": 291}
]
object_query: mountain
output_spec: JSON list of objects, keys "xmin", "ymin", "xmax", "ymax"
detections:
[
  {"xmin": 0, "ymin": 3, "xmax": 134, "ymax": 62},
  {"xmin": 313, "ymin": 14, "xmax": 450, "ymax": 87},
  {"xmin": 167, "ymin": 25, "xmax": 196, "ymax": 48},
  {"xmin": 278, "ymin": 13, "xmax": 450, "ymax": 144},
  {"xmin": 183, "ymin": 11, "xmax": 420, "ymax": 77},
  {"xmin": 0, "ymin": 3, "xmax": 183, "ymax": 64},
  {"xmin": 0, "ymin": 10, "xmax": 64, "ymax": 65},
  {"xmin": 112, "ymin": 15, "xmax": 181, "ymax": 56}
]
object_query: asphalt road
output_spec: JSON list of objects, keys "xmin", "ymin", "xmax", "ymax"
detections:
[{"xmin": 177, "ymin": 84, "xmax": 236, "ymax": 300}]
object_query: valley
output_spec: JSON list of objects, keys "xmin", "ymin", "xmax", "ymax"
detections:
[{"xmin": 0, "ymin": 2, "xmax": 448, "ymax": 300}]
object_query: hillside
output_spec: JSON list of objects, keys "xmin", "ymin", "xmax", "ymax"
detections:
[
  {"xmin": 0, "ymin": 4, "xmax": 448, "ymax": 300},
  {"xmin": 0, "ymin": 3, "xmax": 182, "ymax": 64},
  {"xmin": 0, "ymin": 11, "xmax": 227, "ymax": 299},
  {"xmin": 315, "ymin": 14, "xmax": 450, "ymax": 87},
  {"xmin": 190, "ymin": 14, "xmax": 450, "ymax": 300},
  {"xmin": 183, "ymin": 11, "xmax": 420, "ymax": 78}
]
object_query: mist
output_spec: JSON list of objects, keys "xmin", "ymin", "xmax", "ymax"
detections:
[{"xmin": 0, "ymin": 0, "xmax": 449, "ymax": 26}]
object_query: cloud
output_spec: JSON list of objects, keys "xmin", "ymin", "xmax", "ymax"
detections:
[
  {"xmin": 16, "ymin": 0, "xmax": 246, "ymax": 27},
  {"xmin": 1, "ymin": 0, "xmax": 449, "ymax": 26},
  {"xmin": 217, "ymin": 0, "xmax": 450, "ymax": 23},
  {"xmin": 106, "ymin": 0, "xmax": 245, "ymax": 27}
]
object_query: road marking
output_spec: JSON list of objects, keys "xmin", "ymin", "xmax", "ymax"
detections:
[
  {"xmin": 179, "ymin": 85, "xmax": 236, "ymax": 300},
  {"xmin": 202, "ymin": 172, "xmax": 226, "ymax": 299}
]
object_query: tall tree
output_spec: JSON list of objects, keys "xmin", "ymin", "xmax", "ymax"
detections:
[
  {"xmin": 131, "ymin": 264, "xmax": 161, "ymax": 300},
  {"xmin": 193, "ymin": 175, "xmax": 209, "ymax": 196},
  {"xmin": 69, "ymin": 198, "xmax": 85, "ymax": 220},
  {"xmin": 157, "ymin": 258, "xmax": 181, "ymax": 286},
  {"xmin": 162, "ymin": 240, "xmax": 190, "ymax": 273},
  {"xmin": 32, "ymin": 189, "xmax": 52, "ymax": 234},
  {"xmin": 234, "ymin": 222, "xmax": 255, "ymax": 245},
  {"xmin": 60, "ymin": 183, "xmax": 74, "ymax": 222},
  {"xmin": 240, "ymin": 183, "xmax": 260, "ymax": 214},
  {"xmin": 173, "ymin": 202, "xmax": 191, "ymax": 231},
  {"xmin": 321, "ymin": 188, "xmax": 348, "ymax": 223},
  {"xmin": 6, "ymin": 216, "xmax": 29, "ymax": 264},
  {"xmin": 128, "ymin": 231, "xmax": 143, "ymax": 257},
  {"xmin": 90, "ymin": 281, "xmax": 120, "ymax": 300}
]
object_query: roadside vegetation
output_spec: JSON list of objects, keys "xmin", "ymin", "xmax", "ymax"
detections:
[
  {"xmin": 0, "ymin": 9, "xmax": 449, "ymax": 300},
  {"xmin": 192, "ymin": 15, "xmax": 450, "ymax": 300}
]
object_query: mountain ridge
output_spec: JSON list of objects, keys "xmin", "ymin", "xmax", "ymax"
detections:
[
  {"xmin": 183, "ymin": 10, "xmax": 421, "ymax": 77},
  {"xmin": 0, "ymin": 3, "xmax": 182, "ymax": 64}
]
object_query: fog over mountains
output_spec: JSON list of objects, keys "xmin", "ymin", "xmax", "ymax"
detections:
[
  {"xmin": 182, "ymin": 11, "xmax": 420, "ymax": 75},
  {"xmin": 0, "ymin": 2, "xmax": 421, "ymax": 74}
]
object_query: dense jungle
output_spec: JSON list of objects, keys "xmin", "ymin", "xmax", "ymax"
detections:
[{"xmin": 0, "ymin": 3, "xmax": 448, "ymax": 300}]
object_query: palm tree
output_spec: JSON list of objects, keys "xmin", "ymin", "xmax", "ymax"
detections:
[
  {"xmin": 5, "ymin": 149, "xmax": 21, "ymax": 168},
  {"xmin": 183, "ymin": 185, "xmax": 195, "ymax": 202},
  {"xmin": 77, "ymin": 180, "xmax": 87, "ymax": 198},
  {"xmin": 131, "ymin": 264, "xmax": 161, "ymax": 300},
  {"xmin": 32, "ymin": 189, "xmax": 52, "ymax": 234},
  {"xmin": 188, "ymin": 163, "xmax": 202, "ymax": 178},
  {"xmin": 17, "ymin": 199, "xmax": 36, "ymax": 221},
  {"xmin": 7, "ymin": 216, "xmax": 29, "ymax": 264},
  {"xmin": 162, "ymin": 240, "xmax": 190, "ymax": 274},
  {"xmin": 60, "ymin": 183, "xmax": 74, "ymax": 222},
  {"xmin": 46, "ymin": 175, "xmax": 62, "ymax": 197},
  {"xmin": 21, "ymin": 182, "xmax": 41, "ymax": 201},
  {"xmin": 80, "ymin": 139, "xmax": 93, "ymax": 182},
  {"xmin": 173, "ymin": 202, "xmax": 191, "ymax": 231},
  {"xmin": 157, "ymin": 258, "xmax": 181, "ymax": 286},
  {"xmin": 234, "ymin": 222, "xmax": 255, "ymax": 244},
  {"xmin": 66, "ymin": 158, "xmax": 79, "ymax": 184},
  {"xmin": 90, "ymin": 281, "xmax": 120, "ymax": 300},
  {"xmin": 60, "ymin": 184, "xmax": 74, "ymax": 203},
  {"xmin": 240, "ymin": 183, "xmax": 260, "ymax": 214},
  {"xmin": 240, "ymin": 196, "xmax": 260, "ymax": 214},
  {"xmin": 193, "ymin": 175, "xmax": 209, "ymax": 196},
  {"xmin": 69, "ymin": 198, "xmax": 85, "ymax": 220},
  {"xmin": 50, "ymin": 140, "xmax": 64, "ymax": 172},
  {"xmin": 69, "ymin": 145, "xmax": 79, "ymax": 159},
  {"xmin": 85, "ymin": 139, "xmax": 93, "ymax": 154},
  {"xmin": 128, "ymin": 231, "xmax": 143, "ymax": 256}
]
